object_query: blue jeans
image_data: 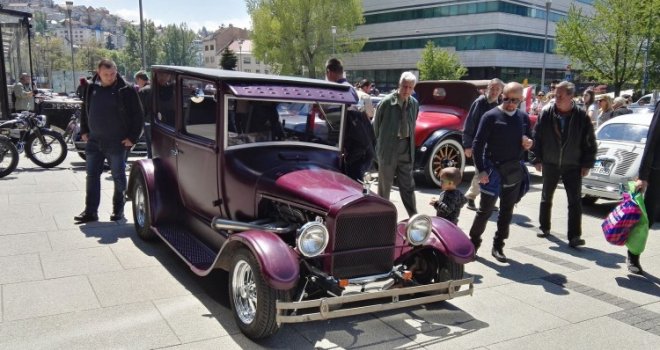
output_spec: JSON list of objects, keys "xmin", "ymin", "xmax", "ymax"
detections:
[{"xmin": 85, "ymin": 139, "xmax": 127, "ymax": 215}]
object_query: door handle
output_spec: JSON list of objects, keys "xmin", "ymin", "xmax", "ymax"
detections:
[{"xmin": 170, "ymin": 148, "xmax": 179, "ymax": 156}]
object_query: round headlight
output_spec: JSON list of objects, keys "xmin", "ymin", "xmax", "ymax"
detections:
[
  {"xmin": 406, "ymin": 214, "xmax": 432, "ymax": 246},
  {"xmin": 296, "ymin": 221, "xmax": 329, "ymax": 257},
  {"xmin": 35, "ymin": 114, "xmax": 47, "ymax": 128}
]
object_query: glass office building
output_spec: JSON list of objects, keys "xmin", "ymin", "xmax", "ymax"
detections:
[{"xmin": 344, "ymin": 0, "xmax": 595, "ymax": 91}]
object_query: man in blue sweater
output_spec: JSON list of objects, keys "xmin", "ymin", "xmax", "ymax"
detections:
[{"xmin": 468, "ymin": 82, "xmax": 533, "ymax": 262}]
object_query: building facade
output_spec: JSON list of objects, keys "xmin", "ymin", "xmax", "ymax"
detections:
[{"xmin": 343, "ymin": 0, "xmax": 595, "ymax": 91}]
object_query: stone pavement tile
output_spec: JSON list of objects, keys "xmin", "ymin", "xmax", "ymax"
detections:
[
  {"xmin": 375, "ymin": 288, "xmax": 568, "ymax": 350},
  {"xmin": 2, "ymin": 275, "xmax": 100, "ymax": 321},
  {"xmin": 40, "ymin": 246, "xmax": 124, "ymax": 279},
  {"xmin": 0, "ymin": 194, "xmax": 7, "ymax": 206},
  {"xmin": 8, "ymin": 191, "xmax": 82, "ymax": 206},
  {"xmin": 110, "ymin": 236, "xmax": 177, "ymax": 269},
  {"xmin": 491, "ymin": 278, "xmax": 622, "ymax": 323},
  {"xmin": 48, "ymin": 223, "xmax": 134, "ymax": 249},
  {"xmin": 52, "ymin": 209, "xmax": 122, "ymax": 230},
  {"xmin": 88, "ymin": 265, "xmax": 200, "ymax": 307},
  {"xmin": 0, "ymin": 203, "xmax": 42, "ymax": 218},
  {"xmin": 0, "ymin": 182, "xmax": 79, "ymax": 195},
  {"xmin": 566, "ymin": 268, "xmax": 660, "ymax": 305},
  {"xmin": 0, "ymin": 232, "xmax": 51, "ymax": 257},
  {"xmin": 0, "ymin": 214, "xmax": 58, "ymax": 236},
  {"xmin": 161, "ymin": 327, "xmax": 314, "ymax": 350},
  {"xmin": 0, "ymin": 254, "xmax": 44, "ymax": 285},
  {"xmin": 153, "ymin": 294, "xmax": 240, "ymax": 343},
  {"xmin": 487, "ymin": 316, "xmax": 660, "ymax": 350},
  {"xmin": 0, "ymin": 301, "xmax": 180, "ymax": 350},
  {"xmin": 517, "ymin": 237, "xmax": 627, "ymax": 272},
  {"xmin": 292, "ymin": 314, "xmax": 418, "ymax": 349}
]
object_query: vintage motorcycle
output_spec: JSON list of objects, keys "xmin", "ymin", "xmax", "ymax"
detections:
[
  {"xmin": 0, "ymin": 111, "xmax": 68, "ymax": 168},
  {"xmin": 0, "ymin": 135, "xmax": 19, "ymax": 178}
]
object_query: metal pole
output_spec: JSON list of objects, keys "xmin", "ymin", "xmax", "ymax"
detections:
[
  {"xmin": 540, "ymin": 1, "xmax": 551, "ymax": 92},
  {"xmin": 331, "ymin": 25, "xmax": 337, "ymax": 54},
  {"xmin": 139, "ymin": 0, "xmax": 146, "ymax": 68},
  {"xmin": 66, "ymin": 1, "xmax": 76, "ymax": 93},
  {"xmin": 238, "ymin": 40, "xmax": 243, "ymax": 71}
]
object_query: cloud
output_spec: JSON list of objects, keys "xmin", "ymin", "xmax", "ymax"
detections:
[
  {"xmin": 113, "ymin": 8, "xmax": 141, "ymax": 23},
  {"xmin": 186, "ymin": 16, "xmax": 252, "ymax": 31}
]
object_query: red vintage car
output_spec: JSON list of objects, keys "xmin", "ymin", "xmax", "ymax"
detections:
[
  {"xmin": 127, "ymin": 67, "xmax": 475, "ymax": 340},
  {"xmin": 413, "ymin": 81, "xmax": 538, "ymax": 187}
]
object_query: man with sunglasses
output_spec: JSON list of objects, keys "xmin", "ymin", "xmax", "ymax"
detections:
[
  {"xmin": 532, "ymin": 81, "xmax": 597, "ymax": 248},
  {"xmin": 468, "ymin": 82, "xmax": 533, "ymax": 262}
]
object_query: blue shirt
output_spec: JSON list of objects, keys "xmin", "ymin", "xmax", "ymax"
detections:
[{"xmin": 473, "ymin": 107, "xmax": 532, "ymax": 172}]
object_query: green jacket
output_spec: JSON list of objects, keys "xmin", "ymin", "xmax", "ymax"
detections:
[{"xmin": 373, "ymin": 91, "xmax": 418, "ymax": 165}]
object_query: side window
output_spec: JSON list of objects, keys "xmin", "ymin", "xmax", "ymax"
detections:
[
  {"xmin": 154, "ymin": 72, "xmax": 177, "ymax": 128},
  {"xmin": 181, "ymin": 78, "xmax": 217, "ymax": 141}
]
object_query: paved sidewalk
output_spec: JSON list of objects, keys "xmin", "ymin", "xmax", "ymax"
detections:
[{"xmin": 0, "ymin": 155, "xmax": 658, "ymax": 349}]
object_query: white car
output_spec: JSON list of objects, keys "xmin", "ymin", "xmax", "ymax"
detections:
[{"xmin": 582, "ymin": 112, "xmax": 653, "ymax": 204}]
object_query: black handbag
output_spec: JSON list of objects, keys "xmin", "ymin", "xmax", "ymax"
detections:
[{"xmin": 497, "ymin": 160, "xmax": 523, "ymax": 185}]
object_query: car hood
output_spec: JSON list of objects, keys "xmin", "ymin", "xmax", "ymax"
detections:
[{"xmin": 258, "ymin": 166, "xmax": 363, "ymax": 210}]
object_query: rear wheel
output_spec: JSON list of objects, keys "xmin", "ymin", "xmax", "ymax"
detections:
[
  {"xmin": 229, "ymin": 248, "xmax": 287, "ymax": 340},
  {"xmin": 0, "ymin": 137, "xmax": 19, "ymax": 178},
  {"xmin": 25, "ymin": 130, "xmax": 67, "ymax": 168},
  {"xmin": 425, "ymin": 138, "xmax": 465, "ymax": 187},
  {"xmin": 132, "ymin": 175, "xmax": 156, "ymax": 240}
]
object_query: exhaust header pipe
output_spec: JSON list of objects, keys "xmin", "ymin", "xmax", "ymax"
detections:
[{"xmin": 212, "ymin": 217, "xmax": 296, "ymax": 234}]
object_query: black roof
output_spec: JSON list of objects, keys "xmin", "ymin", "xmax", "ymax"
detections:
[{"xmin": 152, "ymin": 66, "xmax": 351, "ymax": 91}]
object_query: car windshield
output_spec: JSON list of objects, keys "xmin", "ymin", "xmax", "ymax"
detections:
[
  {"xmin": 226, "ymin": 97, "xmax": 344, "ymax": 149},
  {"xmin": 597, "ymin": 123, "xmax": 649, "ymax": 143}
]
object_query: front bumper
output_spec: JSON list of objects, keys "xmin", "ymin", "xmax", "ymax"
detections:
[
  {"xmin": 582, "ymin": 178, "xmax": 627, "ymax": 200},
  {"xmin": 276, "ymin": 277, "xmax": 473, "ymax": 324}
]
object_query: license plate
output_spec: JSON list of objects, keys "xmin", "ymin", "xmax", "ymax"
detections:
[{"xmin": 592, "ymin": 160, "xmax": 612, "ymax": 175}]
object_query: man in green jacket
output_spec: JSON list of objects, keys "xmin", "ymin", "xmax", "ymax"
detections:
[{"xmin": 373, "ymin": 71, "xmax": 419, "ymax": 217}]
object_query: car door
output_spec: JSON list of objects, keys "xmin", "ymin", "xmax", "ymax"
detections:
[{"xmin": 175, "ymin": 77, "xmax": 221, "ymax": 220}]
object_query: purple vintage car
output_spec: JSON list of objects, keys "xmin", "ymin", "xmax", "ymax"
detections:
[{"xmin": 127, "ymin": 66, "xmax": 475, "ymax": 340}]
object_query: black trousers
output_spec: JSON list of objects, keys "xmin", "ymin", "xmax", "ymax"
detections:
[
  {"xmin": 539, "ymin": 164, "xmax": 583, "ymax": 240},
  {"xmin": 644, "ymin": 168, "xmax": 659, "ymax": 228},
  {"xmin": 469, "ymin": 181, "xmax": 521, "ymax": 249}
]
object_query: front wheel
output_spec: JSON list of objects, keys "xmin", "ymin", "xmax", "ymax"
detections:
[
  {"xmin": 425, "ymin": 138, "xmax": 466, "ymax": 187},
  {"xmin": 0, "ymin": 137, "xmax": 19, "ymax": 178},
  {"xmin": 229, "ymin": 248, "xmax": 287, "ymax": 340},
  {"xmin": 406, "ymin": 250, "xmax": 464, "ymax": 294},
  {"xmin": 132, "ymin": 175, "xmax": 156, "ymax": 240},
  {"xmin": 25, "ymin": 129, "xmax": 68, "ymax": 168}
]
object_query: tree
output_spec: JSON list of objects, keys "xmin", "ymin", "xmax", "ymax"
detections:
[
  {"xmin": 555, "ymin": 0, "xmax": 660, "ymax": 95},
  {"xmin": 144, "ymin": 20, "xmax": 163, "ymax": 67},
  {"xmin": 417, "ymin": 41, "xmax": 467, "ymax": 80},
  {"xmin": 161, "ymin": 23, "xmax": 199, "ymax": 66},
  {"xmin": 247, "ymin": 0, "xmax": 365, "ymax": 78},
  {"xmin": 33, "ymin": 11, "xmax": 49, "ymax": 36},
  {"xmin": 105, "ymin": 35, "xmax": 116, "ymax": 50},
  {"xmin": 122, "ymin": 25, "xmax": 142, "ymax": 73},
  {"xmin": 220, "ymin": 47, "xmax": 238, "ymax": 70}
]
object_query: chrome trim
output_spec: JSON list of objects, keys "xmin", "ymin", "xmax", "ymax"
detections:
[
  {"xmin": 276, "ymin": 277, "xmax": 474, "ymax": 324},
  {"xmin": 345, "ymin": 272, "xmax": 392, "ymax": 285},
  {"xmin": 212, "ymin": 217, "xmax": 296, "ymax": 234},
  {"xmin": 296, "ymin": 220, "xmax": 329, "ymax": 258}
]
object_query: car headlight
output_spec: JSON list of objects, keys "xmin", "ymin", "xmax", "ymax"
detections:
[
  {"xmin": 296, "ymin": 220, "xmax": 329, "ymax": 257},
  {"xmin": 406, "ymin": 214, "xmax": 432, "ymax": 246},
  {"xmin": 35, "ymin": 114, "xmax": 47, "ymax": 127}
]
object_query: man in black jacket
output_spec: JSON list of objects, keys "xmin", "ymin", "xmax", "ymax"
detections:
[
  {"xmin": 74, "ymin": 59, "xmax": 144, "ymax": 223},
  {"xmin": 532, "ymin": 81, "xmax": 597, "ymax": 247},
  {"xmin": 631, "ymin": 100, "xmax": 660, "ymax": 274},
  {"xmin": 463, "ymin": 78, "xmax": 504, "ymax": 210},
  {"xmin": 135, "ymin": 70, "xmax": 153, "ymax": 158}
]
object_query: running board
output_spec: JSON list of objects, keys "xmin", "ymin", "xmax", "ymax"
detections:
[{"xmin": 152, "ymin": 224, "xmax": 217, "ymax": 274}]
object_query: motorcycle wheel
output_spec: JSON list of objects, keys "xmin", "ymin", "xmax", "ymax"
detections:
[
  {"xmin": 25, "ymin": 129, "xmax": 68, "ymax": 168},
  {"xmin": 0, "ymin": 136, "xmax": 19, "ymax": 178}
]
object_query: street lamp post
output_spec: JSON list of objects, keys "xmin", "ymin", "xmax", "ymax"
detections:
[
  {"xmin": 331, "ymin": 25, "xmax": 337, "ymax": 54},
  {"xmin": 139, "ymin": 0, "xmax": 146, "ymax": 68},
  {"xmin": 66, "ymin": 1, "xmax": 76, "ymax": 93},
  {"xmin": 540, "ymin": 1, "xmax": 551, "ymax": 92},
  {"xmin": 238, "ymin": 39, "xmax": 243, "ymax": 71}
]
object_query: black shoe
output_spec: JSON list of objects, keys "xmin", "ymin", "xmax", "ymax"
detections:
[
  {"xmin": 110, "ymin": 212, "xmax": 125, "ymax": 221},
  {"xmin": 74, "ymin": 211, "xmax": 98, "ymax": 223},
  {"xmin": 568, "ymin": 238, "xmax": 585, "ymax": 248},
  {"xmin": 491, "ymin": 247, "xmax": 507, "ymax": 262},
  {"xmin": 627, "ymin": 251, "xmax": 644, "ymax": 274},
  {"xmin": 537, "ymin": 229, "xmax": 550, "ymax": 238},
  {"xmin": 466, "ymin": 199, "xmax": 477, "ymax": 211}
]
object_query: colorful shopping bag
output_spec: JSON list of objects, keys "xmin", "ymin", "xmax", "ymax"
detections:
[
  {"xmin": 625, "ymin": 181, "xmax": 649, "ymax": 255},
  {"xmin": 601, "ymin": 189, "xmax": 641, "ymax": 245}
]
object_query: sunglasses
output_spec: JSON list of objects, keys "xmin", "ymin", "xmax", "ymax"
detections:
[{"xmin": 502, "ymin": 97, "xmax": 521, "ymax": 104}]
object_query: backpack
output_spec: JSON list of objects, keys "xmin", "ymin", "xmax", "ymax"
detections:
[{"xmin": 601, "ymin": 192, "xmax": 641, "ymax": 245}]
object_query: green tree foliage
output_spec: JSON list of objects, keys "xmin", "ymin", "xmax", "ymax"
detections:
[
  {"xmin": 33, "ymin": 12, "xmax": 49, "ymax": 35},
  {"xmin": 247, "ymin": 0, "xmax": 365, "ymax": 78},
  {"xmin": 220, "ymin": 47, "xmax": 238, "ymax": 70},
  {"xmin": 555, "ymin": 0, "xmax": 659, "ymax": 95},
  {"xmin": 144, "ymin": 20, "xmax": 163, "ymax": 67},
  {"xmin": 122, "ymin": 25, "xmax": 142, "ymax": 73},
  {"xmin": 161, "ymin": 23, "xmax": 199, "ymax": 66},
  {"xmin": 33, "ymin": 35, "xmax": 68, "ymax": 86},
  {"xmin": 75, "ymin": 39, "xmax": 112, "ymax": 73},
  {"xmin": 417, "ymin": 41, "xmax": 467, "ymax": 80}
]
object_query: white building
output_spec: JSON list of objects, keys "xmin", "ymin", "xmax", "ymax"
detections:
[
  {"xmin": 343, "ymin": 0, "xmax": 595, "ymax": 91},
  {"xmin": 226, "ymin": 40, "xmax": 272, "ymax": 74}
]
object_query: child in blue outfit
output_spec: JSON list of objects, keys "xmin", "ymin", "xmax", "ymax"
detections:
[{"xmin": 429, "ymin": 167, "xmax": 467, "ymax": 224}]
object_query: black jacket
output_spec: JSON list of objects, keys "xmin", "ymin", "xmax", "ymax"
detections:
[
  {"xmin": 532, "ymin": 103, "xmax": 597, "ymax": 169},
  {"xmin": 138, "ymin": 83, "xmax": 153, "ymax": 121},
  {"xmin": 80, "ymin": 73, "xmax": 144, "ymax": 144},
  {"xmin": 638, "ymin": 100, "xmax": 660, "ymax": 181},
  {"xmin": 463, "ymin": 95, "xmax": 499, "ymax": 148}
]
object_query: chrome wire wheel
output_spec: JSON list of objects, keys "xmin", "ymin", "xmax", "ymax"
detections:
[
  {"xmin": 426, "ymin": 138, "xmax": 465, "ymax": 187},
  {"xmin": 232, "ymin": 259, "xmax": 257, "ymax": 325},
  {"xmin": 135, "ymin": 183, "xmax": 146, "ymax": 227}
]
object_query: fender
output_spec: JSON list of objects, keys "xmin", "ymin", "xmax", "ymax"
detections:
[
  {"xmin": 394, "ymin": 216, "xmax": 474, "ymax": 265},
  {"xmin": 127, "ymin": 158, "xmax": 180, "ymax": 224},
  {"xmin": 413, "ymin": 129, "xmax": 464, "ymax": 171},
  {"xmin": 215, "ymin": 230, "xmax": 299, "ymax": 290}
]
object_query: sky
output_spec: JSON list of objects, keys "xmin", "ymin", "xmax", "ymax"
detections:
[{"xmin": 55, "ymin": 0, "xmax": 251, "ymax": 31}]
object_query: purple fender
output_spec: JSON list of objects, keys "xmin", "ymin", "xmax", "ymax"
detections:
[
  {"xmin": 394, "ymin": 216, "xmax": 475, "ymax": 265},
  {"xmin": 216, "ymin": 230, "xmax": 299, "ymax": 290},
  {"xmin": 127, "ymin": 158, "xmax": 180, "ymax": 224}
]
